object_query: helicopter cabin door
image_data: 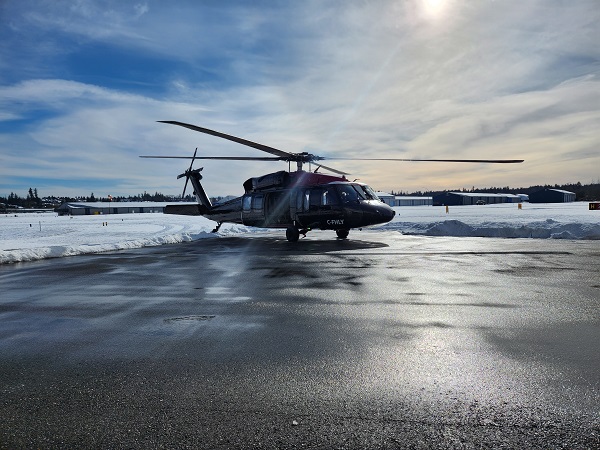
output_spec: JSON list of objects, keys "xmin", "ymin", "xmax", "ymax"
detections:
[
  {"xmin": 241, "ymin": 193, "xmax": 265, "ymax": 227},
  {"xmin": 264, "ymin": 191, "xmax": 291, "ymax": 226},
  {"xmin": 293, "ymin": 186, "xmax": 343, "ymax": 229}
]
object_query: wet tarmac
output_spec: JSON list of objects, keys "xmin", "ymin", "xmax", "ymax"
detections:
[{"xmin": 1, "ymin": 231, "xmax": 599, "ymax": 448}]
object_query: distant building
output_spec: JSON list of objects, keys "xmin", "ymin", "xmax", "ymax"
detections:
[
  {"xmin": 528, "ymin": 188, "xmax": 575, "ymax": 203},
  {"xmin": 55, "ymin": 201, "xmax": 197, "ymax": 216},
  {"xmin": 432, "ymin": 192, "xmax": 521, "ymax": 206},
  {"xmin": 376, "ymin": 193, "xmax": 433, "ymax": 207}
]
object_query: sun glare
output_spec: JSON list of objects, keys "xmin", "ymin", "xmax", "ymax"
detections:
[{"xmin": 423, "ymin": 0, "xmax": 446, "ymax": 19}]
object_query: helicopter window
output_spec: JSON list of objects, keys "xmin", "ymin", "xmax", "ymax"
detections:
[
  {"xmin": 322, "ymin": 187, "xmax": 339, "ymax": 206},
  {"xmin": 303, "ymin": 191, "xmax": 310, "ymax": 211},
  {"xmin": 243, "ymin": 195, "xmax": 252, "ymax": 211},
  {"xmin": 296, "ymin": 190, "xmax": 304, "ymax": 210},
  {"xmin": 337, "ymin": 185, "xmax": 359, "ymax": 204},
  {"xmin": 310, "ymin": 189, "xmax": 322, "ymax": 208},
  {"xmin": 252, "ymin": 194, "xmax": 264, "ymax": 211},
  {"xmin": 362, "ymin": 185, "xmax": 380, "ymax": 200},
  {"xmin": 353, "ymin": 184, "xmax": 378, "ymax": 200},
  {"xmin": 351, "ymin": 185, "xmax": 367, "ymax": 200}
]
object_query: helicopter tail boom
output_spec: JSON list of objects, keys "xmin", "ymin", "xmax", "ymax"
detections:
[
  {"xmin": 164, "ymin": 204, "xmax": 204, "ymax": 216},
  {"xmin": 183, "ymin": 167, "xmax": 212, "ymax": 211}
]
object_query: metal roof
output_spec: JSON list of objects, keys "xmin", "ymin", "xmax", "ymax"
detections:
[
  {"xmin": 56, "ymin": 201, "xmax": 197, "ymax": 209},
  {"xmin": 448, "ymin": 192, "xmax": 521, "ymax": 198}
]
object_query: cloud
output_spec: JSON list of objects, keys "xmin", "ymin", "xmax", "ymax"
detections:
[{"xmin": 1, "ymin": 0, "xmax": 599, "ymax": 196}]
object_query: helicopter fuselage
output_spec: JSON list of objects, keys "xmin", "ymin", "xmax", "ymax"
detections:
[
  {"xmin": 170, "ymin": 169, "xmax": 395, "ymax": 240},
  {"xmin": 144, "ymin": 120, "xmax": 522, "ymax": 241}
]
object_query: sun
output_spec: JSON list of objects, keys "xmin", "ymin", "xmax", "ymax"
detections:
[{"xmin": 422, "ymin": 0, "xmax": 447, "ymax": 18}]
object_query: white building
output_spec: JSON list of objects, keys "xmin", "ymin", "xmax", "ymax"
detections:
[
  {"xmin": 376, "ymin": 193, "xmax": 433, "ymax": 207},
  {"xmin": 433, "ymin": 192, "xmax": 522, "ymax": 206},
  {"xmin": 55, "ymin": 201, "xmax": 197, "ymax": 216}
]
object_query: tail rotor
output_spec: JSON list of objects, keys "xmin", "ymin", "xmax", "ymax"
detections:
[{"xmin": 178, "ymin": 148, "xmax": 198, "ymax": 199}]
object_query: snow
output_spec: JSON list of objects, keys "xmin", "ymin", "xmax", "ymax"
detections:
[
  {"xmin": 0, "ymin": 213, "xmax": 250, "ymax": 264},
  {"xmin": 1, "ymin": 202, "xmax": 598, "ymax": 264},
  {"xmin": 382, "ymin": 202, "xmax": 600, "ymax": 240}
]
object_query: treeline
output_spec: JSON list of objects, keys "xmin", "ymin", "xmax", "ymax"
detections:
[
  {"xmin": 3, "ymin": 181, "xmax": 599, "ymax": 209},
  {"xmin": 391, "ymin": 182, "xmax": 600, "ymax": 201},
  {"xmin": 3, "ymin": 188, "xmax": 46, "ymax": 208},
  {"xmin": 1, "ymin": 190, "xmax": 196, "ymax": 209}
]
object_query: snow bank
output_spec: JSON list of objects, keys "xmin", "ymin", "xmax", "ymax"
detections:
[
  {"xmin": 0, "ymin": 213, "xmax": 250, "ymax": 264},
  {"xmin": 379, "ymin": 202, "xmax": 600, "ymax": 240},
  {"xmin": 1, "ymin": 202, "xmax": 598, "ymax": 264}
]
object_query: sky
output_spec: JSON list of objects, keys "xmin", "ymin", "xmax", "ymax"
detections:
[{"xmin": 1, "ymin": 0, "xmax": 598, "ymax": 198}]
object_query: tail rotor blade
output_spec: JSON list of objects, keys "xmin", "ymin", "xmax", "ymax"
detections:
[
  {"xmin": 181, "ymin": 148, "xmax": 198, "ymax": 199},
  {"xmin": 181, "ymin": 177, "xmax": 189, "ymax": 199},
  {"xmin": 189, "ymin": 148, "xmax": 198, "ymax": 172}
]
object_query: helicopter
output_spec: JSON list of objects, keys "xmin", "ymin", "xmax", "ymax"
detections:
[{"xmin": 141, "ymin": 121, "xmax": 524, "ymax": 242}]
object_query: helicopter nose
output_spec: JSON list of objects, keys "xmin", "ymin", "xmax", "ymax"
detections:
[
  {"xmin": 365, "ymin": 203, "xmax": 395, "ymax": 225},
  {"xmin": 383, "ymin": 204, "xmax": 395, "ymax": 221}
]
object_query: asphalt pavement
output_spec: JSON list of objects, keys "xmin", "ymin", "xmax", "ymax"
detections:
[{"xmin": 1, "ymin": 231, "xmax": 598, "ymax": 448}]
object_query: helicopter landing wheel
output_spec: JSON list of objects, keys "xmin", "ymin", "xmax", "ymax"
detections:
[
  {"xmin": 286, "ymin": 226, "xmax": 300, "ymax": 242},
  {"xmin": 336, "ymin": 229, "xmax": 349, "ymax": 239}
]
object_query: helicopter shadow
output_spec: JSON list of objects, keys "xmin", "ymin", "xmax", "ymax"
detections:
[{"xmin": 192, "ymin": 233, "xmax": 389, "ymax": 255}]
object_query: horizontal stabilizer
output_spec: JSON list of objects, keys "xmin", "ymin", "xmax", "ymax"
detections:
[{"xmin": 164, "ymin": 204, "xmax": 203, "ymax": 216}]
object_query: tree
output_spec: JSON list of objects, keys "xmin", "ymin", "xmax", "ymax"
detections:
[{"xmin": 26, "ymin": 188, "xmax": 38, "ymax": 207}]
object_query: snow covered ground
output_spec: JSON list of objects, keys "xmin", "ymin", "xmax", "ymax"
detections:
[
  {"xmin": 382, "ymin": 201, "xmax": 600, "ymax": 239},
  {"xmin": 0, "ymin": 213, "xmax": 249, "ymax": 264},
  {"xmin": 1, "ymin": 202, "xmax": 598, "ymax": 264}
]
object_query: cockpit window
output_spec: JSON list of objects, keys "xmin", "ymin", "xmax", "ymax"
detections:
[
  {"xmin": 335, "ymin": 184, "xmax": 379, "ymax": 203},
  {"xmin": 337, "ymin": 185, "xmax": 360, "ymax": 204},
  {"xmin": 354, "ymin": 184, "xmax": 379, "ymax": 201},
  {"xmin": 351, "ymin": 185, "xmax": 367, "ymax": 200}
]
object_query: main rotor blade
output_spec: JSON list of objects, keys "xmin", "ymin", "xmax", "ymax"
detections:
[
  {"xmin": 158, "ymin": 121, "xmax": 293, "ymax": 159},
  {"xmin": 324, "ymin": 158, "xmax": 524, "ymax": 163},
  {"xmin": 140, "ymin": 156, "xmax": 349, "ymax": 175},
  {"xmin": 140, "ymin": 156, "xmax": 284, "ymax": 161},
  {"xmin": 314, "ymin": 163, "xmax": 350, "ymax": 175}
]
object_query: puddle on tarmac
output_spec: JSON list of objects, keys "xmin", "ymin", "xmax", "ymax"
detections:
[{"xmin": 163, "ymin": 315, "xmax": 216, "ymax": 323}]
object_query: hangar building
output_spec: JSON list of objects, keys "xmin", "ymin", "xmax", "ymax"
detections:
[
  {"xmin": 528, "ymin": 188, "xmax": 576, "ymax": 203},
  {"xmin": 55, "ymin": 201, "xmax": 196, "ymax": 216},
  {"xmin": 376, "ymin": 193, "xmax": 433, "ymax": 207},
  {"xmin": 432, "ymin": 192, "xmax": 521, "ymax": 206}
]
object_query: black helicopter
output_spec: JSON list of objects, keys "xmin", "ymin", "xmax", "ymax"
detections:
[{"xmin": 141, "ymin": 121, "xmax": 523, "ymax": 242}]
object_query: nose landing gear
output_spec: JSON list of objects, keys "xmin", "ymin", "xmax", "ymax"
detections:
[
  {"xmin": 286, "ymin": 225, "xmax": 311, "ymax": 242},
  {"xmin": 286, "ymin": 226, "xmax": 349, "ymax": 242},
  {"xmin": 335, "ymin": 229, "xmax": 349, "ymax": 239},
  {"xmin": 286, "ymin": 226, "xmax": 300, "ymax": 242}
]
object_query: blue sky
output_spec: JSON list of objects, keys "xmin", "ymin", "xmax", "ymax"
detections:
[{"xmin": 1, "ymin": 0, "xmax": 598, "ymax": 198}]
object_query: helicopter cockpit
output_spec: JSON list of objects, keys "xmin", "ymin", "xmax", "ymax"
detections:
[
  {"xmin": 289, "ymin": 181, "xmax": 394, "ymax": 231},
  {"xmin": 334, "ymin": 183, "xmax": 380, "ymax": 204}
]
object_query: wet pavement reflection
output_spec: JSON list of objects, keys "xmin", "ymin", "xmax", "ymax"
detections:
[{"xmin": 1, "ymin": 231, "xmax": 598, "ymax": 447}]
